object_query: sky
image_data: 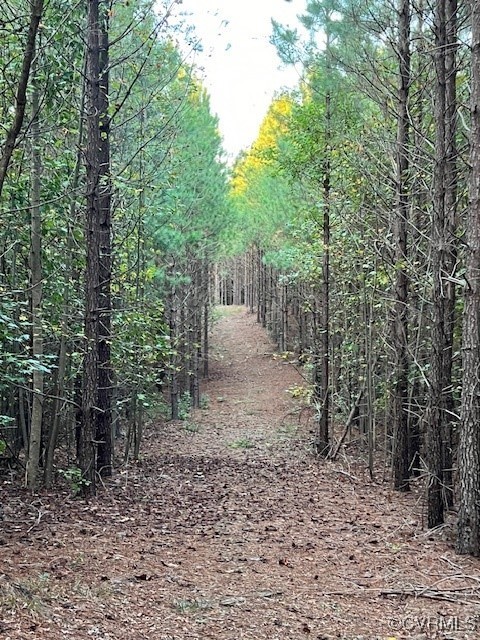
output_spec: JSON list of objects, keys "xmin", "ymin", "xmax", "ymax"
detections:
[{"xmin": 173, "ymin": 0, "xmax": 306, "ymax": 160}]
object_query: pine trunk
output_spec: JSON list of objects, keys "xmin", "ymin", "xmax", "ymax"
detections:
[
  {"xmin": 427, "ymin": 0, "xmax": 447, "ymax": 528},
  {"xmin": 392, "ymin": 0, "xmax": 411, "ymax": 491},
  {"xmin": 96, "ymin": 8, "xmax": 113, "ymax": 477},
  {"xmin": 456, "ymin": 0, "xmax": 480, "ymax": 556},
  {"xmin": 80, "ymin": 0, "xmax": 103, "ymax": 493},
  {"xmin": 315, "ymin": 91, "xmax": 331, "ymax": 457},
  {"xmin": 442, "ymin": 0, "xmax": 458, "ymax": 508},
  {"xmin": 27, "ymin": 64, "xmax": 43, "ymax": 489}
]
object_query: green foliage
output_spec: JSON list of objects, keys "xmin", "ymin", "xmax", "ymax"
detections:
[
  {"xmin": 58, "ymin": 467, "xmax": 91, "ymax": 496},
  {"xmin": 183, "ymin": 421, "xmax": 201, "ymax": 433},
  {"xmin": 178, "ymin": 391, "xmax": 192, "ymax": 421},
  {"xmin": 0, "ymin": 303, "xmax": 56, "ymax": 395},
  {"xmin": 199, "ymin": 393, "xmax": 209, "ymax": 410},
  {"xmin": 0, "ymin": 0, "xmax": 233, "ymax": 483},
  {"xmin": 226, "ymin": 0, "xmax": 422, "ymax": 460},
  {"xmin": 229, "ymin": 438, "xmax": 255, "ymax": 450},
  {"xmin": 287, "ymin": 384, "xmax": 313, "ymax": 402},
  {"xmin": 229, "ymin": 94, "xmax": 301, "ymax": 256}
]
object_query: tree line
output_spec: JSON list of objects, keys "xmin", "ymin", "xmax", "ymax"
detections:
[
  {"xmin": 0, "ymin": 0, "xmax": 229, "ymax": 494},
  {"xmin": 223, "ymin": 0, "xmax": 480, "ymax": 556},
  {"xmin": 4, "ymin": 0, "xmax": 480, "ymax": 560}
]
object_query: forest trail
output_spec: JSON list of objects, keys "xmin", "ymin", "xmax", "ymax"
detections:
[{"xmin": 2, "ymin": 306, "xmax": 480, "ymax": 640}]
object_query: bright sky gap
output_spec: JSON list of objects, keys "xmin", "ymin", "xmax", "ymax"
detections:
[{"xmin": 172, "ymin": 0, "xmax": 307, "ymax": 160}]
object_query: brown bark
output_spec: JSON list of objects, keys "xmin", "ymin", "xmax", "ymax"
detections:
[
  {"xmin": 80, "ymin": 0, "xmax": 103, "ymax": 493},
  {"xmin": 314, "ymin": 90, "xmax": 331, "ymax": 457},
  {"xmin": 203, "ymin": 259, "xmax": 209, "ymax": 378},
  {"xmin": 168, "ymin": 269, "xmax": 179, "ymax": 420},
  {"xmin": 96, "ymin": 6, "xmax": 113, "ymax": 477},
  {"xmin": 442, "ymin": 0, "xmax": 458, "ymax": 508},
  {"xmin": 427, "ymin": 0, "xmax": 458, "ymax": 527},
  {"xmin": 456, "ymin": 0, "xmax": 480, "ymax": 556},
  {"xmin": 427, "ymin": 0, "xmax": 448, "ymax": 528},
  {"xmin": 392, "ymin": 0, "xmax": 411, "ymax": 492},
  {"xmin": 26, "ymin": 61, "xmax": 43, "ymax": 489}
]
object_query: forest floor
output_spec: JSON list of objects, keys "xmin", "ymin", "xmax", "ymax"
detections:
[{"xmin": 2, "ymin": 306, "xmax": 480, "ymax": 640}]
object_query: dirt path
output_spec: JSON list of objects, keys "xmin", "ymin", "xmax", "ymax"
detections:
[{"xmin": 2, "ymin": 306, "xmax": 480, "ymax": 640}]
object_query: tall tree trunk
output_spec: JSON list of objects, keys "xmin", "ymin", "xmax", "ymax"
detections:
[
  {"xmin": 203, "ymin": 258, "xmax": 209, "ymax": 378},
  {"xmin": 315, "ymin": 90, "xmax": 331, "ymax": 457},
  {"xmin": 168, "ymin": 273, "xmax": 179, "ymax": 420},
  {"xmin": 427, "ymin": 0, "xmax": 458, "ymax": 527},
  {"xmin": 257, "ymin": 247, "xmax": 262, "ymax": 324},
  {"xmin": 427, "ymin": 0, "xmax": 447, "ymax": 528},
  {"xmin": 80, "ymin": 0, "xmax": 103, "ymax": 493},
  {"xmin": 190, "ymin": 260, "xmax": 201, "ymax": 408},
  {"xmin": 26, "ymin": 60, "xmax": 43, "ymax": 489},
  {"xmin": 442, "ymin": 0, "xmax": 458, "ymax": 509},
  {"xmin": 96, "ymin": 5, "xmax": 113, "ymax": 477},
  {"xmin": 392, "ymin": 0, "xmax": 411, "ymax": 491},
  {"xmin": 456, "ymin": 0, "xmax": 480, "ymax": 556}
]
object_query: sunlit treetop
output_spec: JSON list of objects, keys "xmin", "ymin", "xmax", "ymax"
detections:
[{"xmin": 231, "ymin": 93, "xmax": 294, "ymax": 195}]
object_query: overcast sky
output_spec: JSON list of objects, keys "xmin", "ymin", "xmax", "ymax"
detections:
[{"xmin": 173, "ymin": 0, "xmax": 306, "ymax": 160}]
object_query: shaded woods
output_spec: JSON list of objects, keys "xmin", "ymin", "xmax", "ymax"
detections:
[{"xmin": 2, "ymin": 0, "xmax": 480, "ymax": 574}]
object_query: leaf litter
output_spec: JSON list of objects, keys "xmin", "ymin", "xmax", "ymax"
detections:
[{"xmin": 1, "ymin": 306, "xmax": 480, "ymax": 640}]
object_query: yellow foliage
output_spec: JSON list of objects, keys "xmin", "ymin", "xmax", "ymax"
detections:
[
  {"xmin": 286, "ymin": 384, "xmax": 313, "ymax": 402},
  {"xmin": 231, "ymin": 94, "xmax": 293, "ymax": 197},
  {"xmin": 251, "ymin": 94, "xmax": 293, "ymax": 158},
  {"xmin": 177, "ymin": 65, "xmax": 187, "ymax": 81}
]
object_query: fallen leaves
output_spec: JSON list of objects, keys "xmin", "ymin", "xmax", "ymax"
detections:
[{"xmin": 2, "ymin": 309, "xmax": 480, "ymax": 640}]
